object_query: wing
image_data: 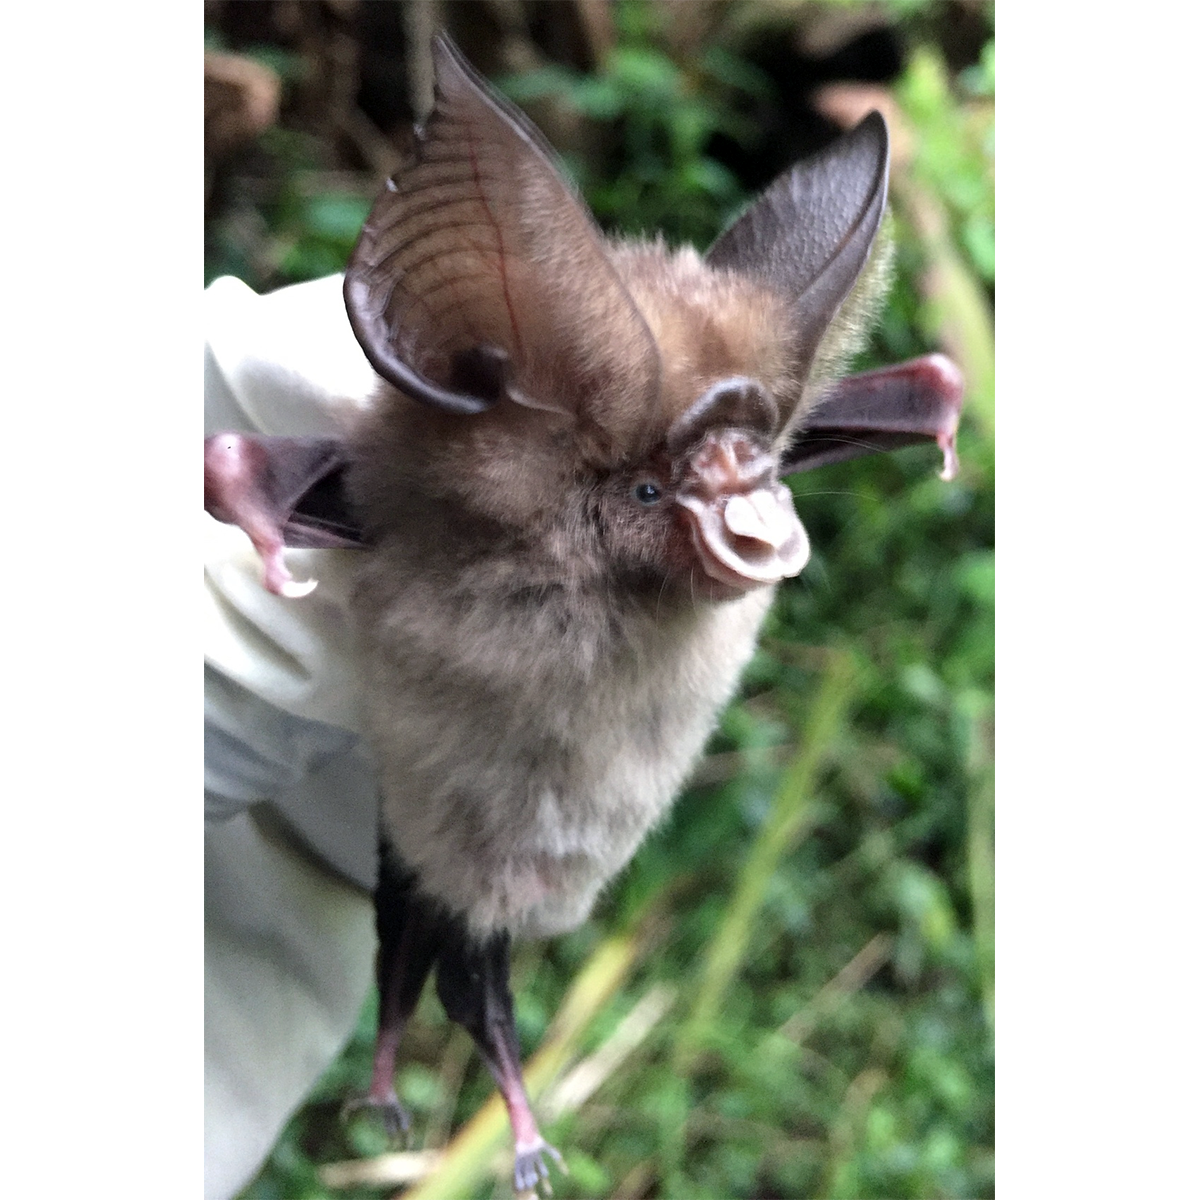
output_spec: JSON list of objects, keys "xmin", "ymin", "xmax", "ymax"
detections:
[
  {"xmin": 781, "ymin": 354, "xmax": 964, "ymax": 480},
  {"xmin": 204, "ymin": 433, "xmax": 362, "ymax": 596},
  {"xmin": 204, "ymin": 350, "xmax": 964, "ymax": 587}
]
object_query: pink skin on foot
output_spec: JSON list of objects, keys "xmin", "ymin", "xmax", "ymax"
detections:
[{"xmin": 487, "ymin": 1025, "xmax": 564, "ymax": 1194}]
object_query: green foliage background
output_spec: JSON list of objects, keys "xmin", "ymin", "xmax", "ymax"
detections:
[{"xmin": 208, "ymin": 2, "xmax": 994, "ymax": 1197}]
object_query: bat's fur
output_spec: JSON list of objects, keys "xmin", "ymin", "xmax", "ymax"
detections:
[
  {"xmin": 806, "ymin": 217, "xmax": 895, "ymax": 411},
  {"xmin": 346, "ymin": 236, "xmax": 885, "ymax": 941}
]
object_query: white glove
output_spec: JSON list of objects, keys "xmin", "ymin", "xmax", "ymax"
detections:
[{"xmin": 204, "ymin": 274, "xmax": 381, "ymax": 1200}]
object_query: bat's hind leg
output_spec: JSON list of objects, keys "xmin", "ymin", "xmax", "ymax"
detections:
[
  {"xmin": 435, "ymin": 923, "xmax": 563, "ymax": 1195},
  {"xmin": 344, "ymin": 848, "xmax": 440, "ymax": 1140}
]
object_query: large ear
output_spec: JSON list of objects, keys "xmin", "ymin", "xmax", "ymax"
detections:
[
  {"xmin": 344, "ymin": 34, "xmax": 660, "ymax": 447},
  {"xmin": 705, "ymin": 113, "xmax": 889, "ymax": 386}
]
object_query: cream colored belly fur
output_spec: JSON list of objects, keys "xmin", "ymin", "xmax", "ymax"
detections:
[{"xmin": 355, "ymin": 580, "xmax": 773, "ymax": 940}]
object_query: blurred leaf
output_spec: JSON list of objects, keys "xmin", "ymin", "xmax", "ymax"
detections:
[{"xmin": 299, "ymin": 193, "xmax": 371, "ymax": 241}]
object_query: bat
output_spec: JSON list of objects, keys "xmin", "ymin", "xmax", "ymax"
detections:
[{"xmin": 205, "ymin": 34, "xmax": 963, "ymax": 1195}]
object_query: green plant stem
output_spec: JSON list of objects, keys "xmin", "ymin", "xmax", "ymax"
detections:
[
  {"xmin": 674, "ymin": 648, "xmax": 860, "ymax": 1075},
  {"xmin": 964, "ymin": 696, "xmax": 995, "ymax": 1029},
  {"xmin": 892, "ymin": 175, "xmax": 995, "ymax": 443}
]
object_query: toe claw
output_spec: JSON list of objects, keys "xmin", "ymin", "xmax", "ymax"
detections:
[
  {"xmin": 341, "ymin": 1092, "xmax": 412, "ymax": 1144},
  {"xmin": 512, "ymin": 1138, "xmax": 564, "ymax": 1197}
]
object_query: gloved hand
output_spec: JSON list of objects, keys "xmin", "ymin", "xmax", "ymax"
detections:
[{"xmin": 204, "ymin": 273, "xmax": 380, "ymax": 1200}]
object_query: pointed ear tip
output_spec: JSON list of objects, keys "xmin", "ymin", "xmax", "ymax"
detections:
[
  {"xmin": 855, "ymin": 110, "xmax": 890, "ymax": 152},
  {"xmin": 430, "ymin": 31, "xmax": 470, "ymax": 87}
]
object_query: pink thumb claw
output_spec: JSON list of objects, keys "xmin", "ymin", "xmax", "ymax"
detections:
[
  {"xmin": 937, "ymin": 430, "xmax": 960, "ymax": 482},
  {"xmin": 261, "ymin": 546, "xmax": 318, "ymax": 598}
]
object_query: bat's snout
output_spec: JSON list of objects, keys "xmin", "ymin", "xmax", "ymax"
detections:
[{"xmin": 677, "ymin": 430, "xmax": 810, "ymax": 591}]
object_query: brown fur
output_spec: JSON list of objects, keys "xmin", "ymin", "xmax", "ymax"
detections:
[
  {"xmin": 345, "ymin": 234, "xmax": 885, "ymax": 941},
  {"xmin": 340, "ymin": 42, "xmax": 892, "ymax": 941}
]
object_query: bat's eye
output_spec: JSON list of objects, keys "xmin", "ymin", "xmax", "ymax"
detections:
[{"xmin": 633, "ymin": 481, "xmax": 663, "ymax": 506}]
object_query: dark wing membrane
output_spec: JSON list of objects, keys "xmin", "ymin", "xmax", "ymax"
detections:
[
  {"xmin": 204, "ymin": 434, "xmax": 363, "ymax": 549},
  {"xmin": 705, "ymin": 113, "xmax": 890, "ymax": 381},
  {"xmin": 782, "ymin": 354, "xmax": 964, "ymax": 479},
  {"xmin": 344, "ymin": 34, "xmax": 660, "ymax": 445}
]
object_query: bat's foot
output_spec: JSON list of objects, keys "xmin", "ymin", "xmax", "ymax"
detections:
[
  {"xmin": 341, "ymin": 1090, "xmax": 412, "ymax": 1143},
  {"xmin": 513, "ymin": 1136, "xmax": 564, "ymax": 1196}
]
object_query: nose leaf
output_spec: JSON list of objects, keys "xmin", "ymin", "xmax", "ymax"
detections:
[
  {"xmin": 680, "ymin": 481, "xmax": 810, "ymax": 590},
  {"xmin": 724, "ymin": 488, "xmax": 794, "ymax": 550}
]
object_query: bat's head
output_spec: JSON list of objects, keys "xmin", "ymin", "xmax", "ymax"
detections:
[
  {"xmin": 344, "ymin": 35, "xmax": 889, "ymax": 600},
  {"xmin": 579, "ymin": 388, "xmax": 809, "ymax": 601}
]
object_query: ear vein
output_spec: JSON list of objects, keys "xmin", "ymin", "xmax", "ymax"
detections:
[{"xmin": 466, "ymin": 129, "xmax": 524, "ymax": 364}]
